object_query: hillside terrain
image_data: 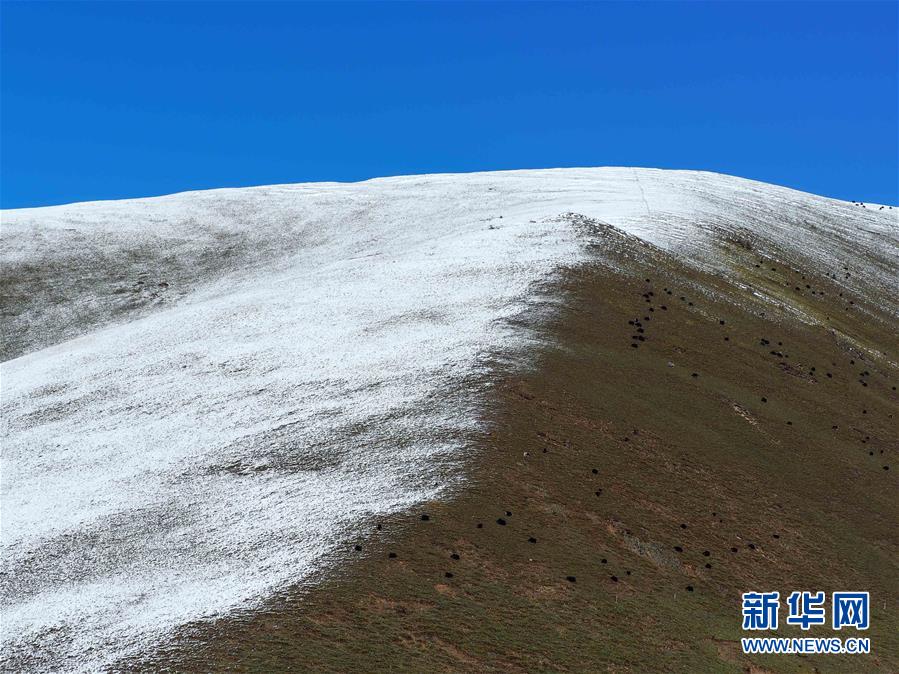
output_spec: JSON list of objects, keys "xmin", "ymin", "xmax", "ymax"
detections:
[{"xmin": 1, "ymin": 168, "xmax": 897, "ymax": 672}]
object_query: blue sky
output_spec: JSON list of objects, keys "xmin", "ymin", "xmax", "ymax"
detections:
[{"xmin": 2, "ymin": 1, "xmax": 896, "ymax": 209}]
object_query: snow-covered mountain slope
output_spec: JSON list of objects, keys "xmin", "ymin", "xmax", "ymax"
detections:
[
  {"xmin": 1, "ymin": 168, "xmax": 897, "ymax": 671},
  {"xmin": 4, "ymin": 168, "xmax": 896, "ymax": 363}
]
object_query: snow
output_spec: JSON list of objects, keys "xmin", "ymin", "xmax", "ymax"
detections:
[{"xmin": 1, "ymin": 168, "xmax": 896, "ymax": 670}]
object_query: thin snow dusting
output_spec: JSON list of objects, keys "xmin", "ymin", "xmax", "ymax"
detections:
[
  {"xmin": 1, "ymin": 168, "xmax": 896, "ymax": 671},
  {"xmin": 2, "ymin": 180, "xmax": 592, "ymax": 671}
]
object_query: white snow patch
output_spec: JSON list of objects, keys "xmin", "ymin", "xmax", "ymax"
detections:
[{"xmin": 1, "ymin": 189, "xmax": 588, "ymax": 671}]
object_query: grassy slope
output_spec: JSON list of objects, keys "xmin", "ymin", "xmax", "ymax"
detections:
[{"xmin": 139, "ymin": 221, "xmax": 898, "ymax": 673}]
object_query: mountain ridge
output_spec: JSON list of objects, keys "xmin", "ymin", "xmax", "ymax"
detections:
[
  {"xmin": 1, "ymin": 168, "xmax": 897, "ymax": 672},
  {"xmin": 3, "ymin": 167, "xmax": 896, "ymax": 363}
]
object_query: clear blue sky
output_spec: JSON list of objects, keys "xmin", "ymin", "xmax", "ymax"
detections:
[{"xmin": 2, "ymin": 1, "xmax": 896, "ymax": 209}]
